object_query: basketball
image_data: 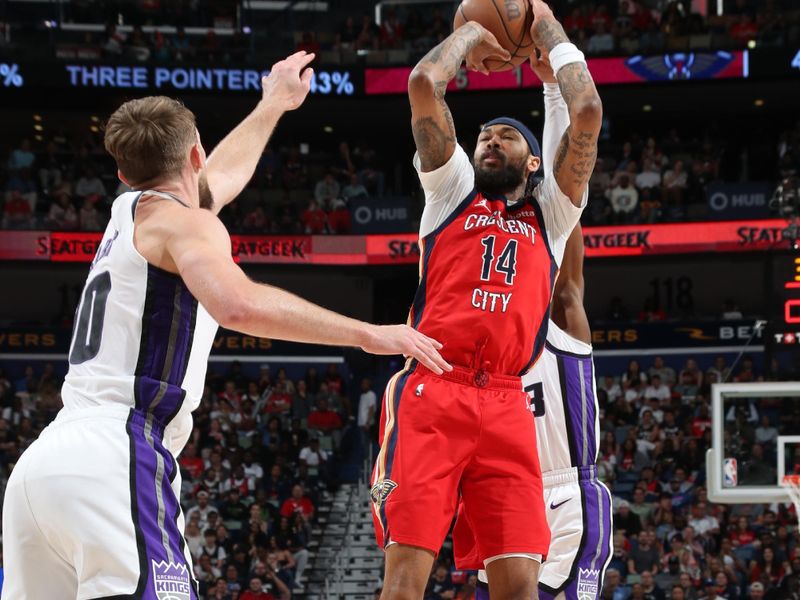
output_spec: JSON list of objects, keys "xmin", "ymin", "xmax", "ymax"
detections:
[{"xmin": 453, "ymin": 0, "xmax": 535, "ymax": 71}]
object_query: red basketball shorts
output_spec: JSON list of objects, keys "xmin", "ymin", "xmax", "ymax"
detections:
[{"xmin": 370, "ymin": 361, "xmax": 550, "ymax": 568}]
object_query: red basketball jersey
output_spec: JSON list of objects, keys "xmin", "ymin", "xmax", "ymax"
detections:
[{"xmin": 411, "ymin": 145, "xmax": 584, "ymax": 376}]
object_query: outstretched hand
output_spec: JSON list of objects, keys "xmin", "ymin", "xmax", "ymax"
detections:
[
  {"xmin": 464, "ymin": 22, "xmax": 512, "ymax": 74},
  {"xmin": 262, "ymin": 51, "xmax": 315, "ymax": 111},
  {"xmin": 361, "ymin": 325, "xmax": 452, "ymax": 375}
]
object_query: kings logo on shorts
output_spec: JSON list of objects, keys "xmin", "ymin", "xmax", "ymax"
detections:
[
  {"xmin": 152, "ymin": 560, "xmax": 191, "ymax": 600},
  {"xmin": 370, "ymin": 479, "xmax": 398, "ymax": 509},
  {"xmin": 577, "ymin": 568, "xmax": 600, "ymax": 600}
]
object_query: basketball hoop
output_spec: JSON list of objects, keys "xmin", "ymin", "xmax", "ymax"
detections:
[{"xmin": 780, "ymin": 475, "xmax": 800, "ymax": 523}]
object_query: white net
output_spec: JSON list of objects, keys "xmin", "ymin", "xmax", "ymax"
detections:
[{"xmin": 780, "ymin": 475, "xmax": 800, "ymax": 527}]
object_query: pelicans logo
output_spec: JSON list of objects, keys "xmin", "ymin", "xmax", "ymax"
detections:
[
  {"xmin": 625, "ymin": 51, "xmax": 735, "ymax": 81},
  {"xmin": 370, "ymin": 479, "xmax": 398, "ymax": 508}
]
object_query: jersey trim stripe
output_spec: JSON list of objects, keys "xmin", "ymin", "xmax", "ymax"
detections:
[
  {"xmin": 372, "ymin": 360, "xmax": 417, "ymax": 543},
  {"xmin": 411, "ymin": 191, "xmax": 478, "ymax": 329},
  {"xmin": 95, "ymin": 410, "xmax": 149, "ymax": 600},
  {"xmin": 556, "ymin": 355, "xmax": 579, "ymax": 467},
  {"xmin": 133, "ymin": 265, "xmax": 198, "ymax": 427}
]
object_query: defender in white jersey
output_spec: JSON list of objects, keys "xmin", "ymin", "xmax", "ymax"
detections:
[
  {"xmin": 473, "ymin": 226, "xmax": 613, "ymax": 600},
  {"xmin": 1, "ymin": 52, "xmax": 449, "ymax": 600},
  {"xmin": 525, "ymin": 224, "xmax": 613, "ymax": 600}
]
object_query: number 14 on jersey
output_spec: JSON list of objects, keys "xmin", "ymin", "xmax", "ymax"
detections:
[{"xmin": 472, "ymin": 235, "xmax": 518, "ymax": 314}]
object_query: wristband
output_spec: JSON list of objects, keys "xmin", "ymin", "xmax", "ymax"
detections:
[{"xmin": 549, "ymin": 42, "xmax": 587, "ymax": 76}]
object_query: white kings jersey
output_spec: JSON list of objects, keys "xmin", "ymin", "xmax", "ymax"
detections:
[
  {"xmin": 61, "ymin": 192, "xmax": 218, "ymax": 456},
  {"xmin": 523, "ymin": 320, "xmax": 600, "ymax": 474}
]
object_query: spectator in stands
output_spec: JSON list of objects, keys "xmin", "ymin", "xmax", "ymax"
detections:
[
  {"xmin": 750, "ymin": 546, "xmax": 784, "ymax": 587},
  {"xmin": 75, "ymin": 166, "xmax": 105, "ymax": 203},
  {"xmin": 679, "ymin": 360, "xmax": 703, "ymax": 388},
  {"xmin": 607, "ymin": 174, "xmax": 639, "ymax": 222},
  {"xmin": 103, "ymin": 23, "xmax": 126, "ymax": 56},
  {"xmin": 5, "ymin": 168, "xmax": 38, "ymax": 212},
  {"xmin": 663, "ymin": 160, "xmax": 688, "ymax": 212},
  {"xmin": 301, "ymin": 199, "xmax": 326, "ymax": 234},
  {"xmin": 706, "ymin": 356, "xmax": 731, "ymax": 383},
  {"xmin": 126, "ymin": 25, "xmax": 151, "ymax": 61},
  {"xmin": 314, "ymin": 172, "xmax": 341, "ymax": 209},
  {"xmin": 380, "ymin": 8, "xmax": 404, "ymax": 49},
  {"xmin": 637, "ymin": 157, "xmax": 663, "ymax": 190},
  {"xmin": 754, "ymin": 416, "xmax": 778, "ymax": 446},
  {"xmin": 730, "ymin": 13, "xmax": 758, "ymax": 46},
  {"xmin": 201, "ymin": 528, "xmax": 228, "ymax": 570},
  {"xmin": 630, "ymin": 487, "xmax": 654, "ymax": 524},
  {"xmin": 38, "ymin": 140, "xmax": 65, "ymax": 193},
  {"xmin": 358, "ymin": 378, "xmax": 377, "ymax": 451},
  {"xmin": 629, "ymin": 531, "xmax": 662, "ymax": 577},
  {"xmin": 298, "ymin": 436, "xmax": 327, "ymax": 481},
  {"xmin": 307, "ymin": 397, "xmax": 343, "ymax": 433},
  {"xmin": 47, "ymin": 189, "xmax": 79, "ymax": 229},
  {"xmin": 645, "ymin": 375, "xmax": 671, "ymax": 405},
  {"xmin": 342, "ymin": 172, "xmax": 368, "ymax": 201},
  {"xmin": 649, "ymin": 357, "xmax": 677, "ymax": 387},
  {"xmin": 263, "ymin": 464, "xmax": 289, "ymax": 507},
  {"xmin": 2, "ymin": 189, "xmax": 34, "ymax": 229},
  {"xmin": 181, "ymin": 442, "xmax": 205, "ymax": 480},
  {"xmin": 641, "ymin": 571, "xmax": 665, "ymax": 600},
  {"xmin": 747, "ymin": 581, "xmax": 765, "ymax": 600},
  {"xmin": 336, "ymin": 16, "xmax": 358, "ymax": 51},
  {"xmin": 564, "ymin": 6, "xmax": 587, "ymax": 36},
  {"xmin": 243, "ymin": 206, "xmax": 270, "ymax": 232},
  {"xmin": 187, "ymin": 490, "xmax": 214, "ymax": 530},
  {"xmin": 282, "ymin": 146, "xmax": 308, "ymax": 189},
  {"xmin": 171, "ymin": 26, "xmax": 193, "ymax": 61},
  {"xmin": 79, "ymin": 197, "xmax": 101, "ymax": 230},
  {"xmin": 8, "ymin": 138, "xmax": 35, "ymax": 171},
  {"xmin": 292, "ymin": 379, "xmax": 313, "ymax": 424},
  {"xmin": 733, "ymin": 356, "xmax": 758, "ymax": 383},
  {"xmin": 327, "ymin": 198, "xmax": 352, "ymax": 234},
  {"xmin": 427, "ymin": 563, "xmax": 457, "ymax": 600},
  {"xmin": 280, "ymin": 484, "xmax": 314, "ymax": 521},
  {"xmin": 240, "ymin": 576, "xmax": 274, "ymax": 600},
  {"xmin": 325, "ymin": 364, "xmax": 344, "ymax": 396},
  {"xmin": 355, "ymin": 14, "xmax": 381, "ymax": 50}
]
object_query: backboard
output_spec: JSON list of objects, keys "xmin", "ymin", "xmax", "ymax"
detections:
[{"xmin": 707, "ymin": 382, "xmax": 800, "ymax": 504}]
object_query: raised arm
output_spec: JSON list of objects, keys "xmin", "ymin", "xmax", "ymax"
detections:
[
  {"xmin": 205, "ymin": 51, "xmax": 315, "ymax": 213},
  {"xmin": 529, "ymin": 0, "xmax": 602, "ymax": 206},
  {"xmin": 162, "ymin": 209, "xmax": 451, "ymax": 374},
  {"xmin": 408, "ymin": 23, "xmax": 510, "ymax": 172}
]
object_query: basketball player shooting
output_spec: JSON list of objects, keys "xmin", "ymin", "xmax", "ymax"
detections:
[
  {"xmin": 458, "ymin": 33, "xmax": 613, "ymax": 600},
  {"xmin": 1, "ymin": 50, "xmax": 450, "ymax": 600},
  {"xmin": 370, "ymin": 1, "xmax": 602, "ymax": 599},
  {"xmin": 464, "ymin": 225, "xmax": 614, "ymax": 600}
]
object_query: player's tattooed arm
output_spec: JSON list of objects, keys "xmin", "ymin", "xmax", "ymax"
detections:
[
  {"xmin": 530, "ymin": 0, "xmax": 602, "ymax": 206},
  {"xmin": 408, "ymin": 23, "xmax": 509, "ymax": 171}
]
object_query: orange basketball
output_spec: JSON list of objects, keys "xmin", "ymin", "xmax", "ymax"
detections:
[{"xmin": 453, "ymin": 0, "xmax": 535, "ymax": 72}]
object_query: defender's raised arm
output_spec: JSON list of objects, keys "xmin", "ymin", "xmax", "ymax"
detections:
[{"xmin": 530, "ymin": 0, "xmax": 602, "ymax": 207}]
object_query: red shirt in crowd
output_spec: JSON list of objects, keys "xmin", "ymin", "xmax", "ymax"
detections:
[
  {"xmin": 730, "ymin": 529, "xmax": 756, "ymax": 547},
  {"xmin": 180, "ymin": 455, "xmax": 205, "ymax": 480},
  {"xmin": 691, "ymin": 416, "xmax": 711, "ymax": 438},
  {"xmin": 4, "ymin": 196, "xmax": 32, "ymax": 219},
  {"xmin": 308, "ymin": 409, "xmax": 342, "ymax": 431},
  {"xmin": 301, "ymin": 207, "xmax": 327, "ymax": 234},
  {"xmin": 240, "ymin": 591, "xmax": 275, "ymax": 600},
  {"xmin": 327, "ymin": 206, "xmax": 352, "ymax": 234},
  {"xmin": 280, "ymin": 496, "xmax": 314, "ymax": 519}
]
